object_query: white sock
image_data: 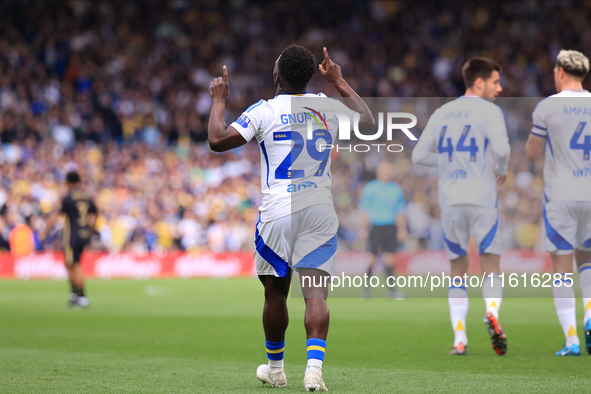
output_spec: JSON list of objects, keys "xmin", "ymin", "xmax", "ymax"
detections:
[
  {"xmin": 306, "ymin": 358, "xmax": 323, "ymax": 374},
  {"xmin": 449, "ymin": 286, "xmax": 468, "ymax": 347},
  {"xmin": 268, "ymin": 359, "xmax": 284, "ymax": 371},
  {"xmin": 482, "ymin": 273, "xmax": 503, "ymax": 319},
  {"xmin": 553, "ymin": 276, "xmax": 579, "ymax": 346},
  {"xmin": 578, "ymin": 262, "xmax": 591, "ymax": 325}
]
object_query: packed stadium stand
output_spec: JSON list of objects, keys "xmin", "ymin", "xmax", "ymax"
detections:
[{"xmin": 0, "ymin": 1, "xmax": 589, "ymax": 253}]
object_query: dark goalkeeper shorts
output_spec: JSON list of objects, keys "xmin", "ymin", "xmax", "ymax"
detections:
[{"xmin": 368, "ymin": 224, "xmax": 398, "ymax": 255}]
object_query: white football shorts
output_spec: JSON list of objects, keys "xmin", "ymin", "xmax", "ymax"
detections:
[
  {"xmin": 254, "ymin": 204, "xmax": 339, "ymax": 277},
  {"xmin": 441, "ymin": 204, "xmax": 501, "ymax": 260},
  {"xmin": 542, "ymin": 200, "xmax": 591, "ymax": 255}
]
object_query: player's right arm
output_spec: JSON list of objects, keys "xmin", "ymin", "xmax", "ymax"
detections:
[
  {"xmin": 526, "ymin": 134, "xmax": 545, "ymax": 162},
  {"xmin": 358, "ymin": 182, "xmax": 373, "ymax": 238},
  {"xmin": 208, "ymin": 66, "xmax": 248, "ymax": 152},
  {"xmin": 318, "ymin": 47, "xmax": 375, "ymax": 132},
  {"xmin": 526, "ymin": 101, "xmax": 548, "ymax": 162},
  {"xmin": 411, "ymin": 114, "xmax": 438, "ymax": 167},
  {"xmin": 394, "ymin": 185, "xmax": 408, "ymax": 244},
  {"xmin": 39, "ymin": 199, "xmax": 65, "ymax": 242}
]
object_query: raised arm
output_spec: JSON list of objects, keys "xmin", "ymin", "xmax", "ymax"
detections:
[
  {"xmin": 318, "ymin": 47, "xmax": 375, "ymax": 133},
  {"xmin": 208, "ymin": 66, "xmax": 248, "ymax": 152}
]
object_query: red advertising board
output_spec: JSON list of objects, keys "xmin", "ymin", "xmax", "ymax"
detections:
[
  {"xmin": 0, "ymin": 251, "xmax": 257, "ymax": 279},
  {"xmin": 0, "ymin": 250, "xmax": 555, "ymax": 280}
]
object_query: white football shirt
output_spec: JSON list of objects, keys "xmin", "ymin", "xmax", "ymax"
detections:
[
  {"xmin": 531, "ymin": 90, "xmax": 591, "ymax": 202},
  {"xmin": 231, "ymin": 93, "xmax": 356, "ymax": 222},
  {"xmin": 411, "ymin": 96, "xmax": 511, "ymax": 209}
]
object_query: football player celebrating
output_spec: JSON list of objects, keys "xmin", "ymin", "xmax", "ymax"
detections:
[{"xmin": 208, "ymin": 45, "xmax": 374, "ymax": 390}]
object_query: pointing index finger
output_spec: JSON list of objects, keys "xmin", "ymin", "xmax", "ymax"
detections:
[
  {"xmin": 223, "ymin": 65, "xmax": 229, "ymax": 85},
  {"xmin": 323, "ymin": 47, "xmax": 330, "ymax": 62}
]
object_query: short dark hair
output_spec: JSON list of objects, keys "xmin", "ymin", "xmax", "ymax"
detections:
[
  {"xmin": 278, "ymin": 45, "xmax": 316, "ymax": 89},
  {"xmin": 462, "ymin": 57, "xmax": 502, "ymax": 88},
  {"xmin": 66, "ymin": 171, "xmax": 81, "ymax": 184}
]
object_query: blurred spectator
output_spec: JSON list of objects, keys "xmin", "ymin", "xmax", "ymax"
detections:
[
  {"xmin": 177, "ymin": 208, "xmax": 202, "ymax": 250},
  {"xmin": 8, "ymin": 216, "xmax": 37, "ymax": 258},
  {"xmin": 86, "ymin": 114, "xmax": 105, "ymax": 145},
  {"xmin": 51, "ymin": 111, "xmax": 75, "ymax": 150},
  {"xmin": 0, "ymin": 206, "xmax": 11, "ymax": 251}
]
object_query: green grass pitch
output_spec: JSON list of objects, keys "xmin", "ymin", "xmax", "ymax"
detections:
[{"xmin": 1, "ymin": 278, "xmax": 590, "ymax": 393}]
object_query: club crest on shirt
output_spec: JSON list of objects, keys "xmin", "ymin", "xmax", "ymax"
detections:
[{"xmin": 236, "ymin": 115, "xmax": 250, "ymax": 128}]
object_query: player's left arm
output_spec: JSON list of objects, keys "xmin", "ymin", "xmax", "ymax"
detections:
[
  {"xmin": 88, "ymin": 200, "xmax": 98, "ymax": 230},
  {"xmin": 208, "ymin": 66, "xmax": 248, "ymax": 152},
  {"xmin": 487, "ymin": 107, "xmax": 511, "ymax": 184},
  {"xmin": 319, "ymin": 47, "xmax": 375, "ymax": 132},
  {"xmin": 396, "ymin": 212, "xmax": 408, "ymax": 244}
]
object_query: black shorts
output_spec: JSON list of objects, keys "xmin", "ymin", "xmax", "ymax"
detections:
[
  {"xmin": 368, "ymin": 224, "xmax": 398, "ymax": 255},
  {"xmin": 65, "ymin": 241, "xmax": 88, "ymax": 266}
]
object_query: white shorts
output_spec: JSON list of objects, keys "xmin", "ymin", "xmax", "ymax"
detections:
[
  {"xmin": 543, "ymin": 200, "xmax": 591, "ymax": 255},
  {"xmin": 254, "ymin": 204, "xmax": 339, "ymax": 277},
  {"xmin": 441, "ymin": 204, "xmax": 501, "ymax": 260}
]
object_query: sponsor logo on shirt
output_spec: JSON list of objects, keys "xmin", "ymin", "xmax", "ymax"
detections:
[
  {"xmin": 287, "ymin": 181, "xmax": 318, "ymax": 193},
  {"xmin": 573, "ymin": 168, "xmax": 591, "ymax": 177},
  {"xmin": 448, "ymin": 169, "xmax": 467, "ymax": 179}
]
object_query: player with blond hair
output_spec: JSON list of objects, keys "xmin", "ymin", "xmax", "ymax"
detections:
[{"xmin": 526, "ymin": 49, "xmax": 591, "ymax": 356}]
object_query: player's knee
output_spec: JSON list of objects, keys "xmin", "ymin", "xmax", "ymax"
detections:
[
  {"xmin": 265, "ymin": 292, "xmax": 288, "ymax": 306},
  {"xmin": 304, "ymin": 298, "xmax": 329, "ymax": 325},
  {"xmin": 263, "ymin": 280, "xmax": 290, "ymax": 301},
  {"xmin": 302, "ymin": 284, "xmax": 329, "ymax": 300},
  {"xmin": 383, "ymin": 252, "xmax": 396, "ymax": 264},
  {"xmin": 575, "ymin": 249, "xmax": 591, "ymax": 265}
]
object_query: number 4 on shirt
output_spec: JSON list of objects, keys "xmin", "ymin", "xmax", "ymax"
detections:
[
  {"xmin": 438, "ymin": 125, "xmax": 478, "ymax": 162},
  {"xmin": 570, "ymin": 122, "xmax": 591, "ymax": 160},
  {"xmin": 456, "ymin": 125, "xmax": 478, "ymax": 162},
  {"xmin": 438, "ymin": 126, "xmax": 453, "ymax": 161}
]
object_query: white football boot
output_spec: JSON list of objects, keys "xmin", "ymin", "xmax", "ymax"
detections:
[
  {"xmin": 77, "ymin": 296, "xmax": 90, "ymax": 308},
  {"xmin": 303, "ymin": 368, "xmax": 327, "ymax": 391},
  {"xmin": 256, "ymin": 364, "xmax": 287, "ymax": 388}
]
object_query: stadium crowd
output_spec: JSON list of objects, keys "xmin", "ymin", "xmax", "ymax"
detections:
[{"xmin": 0, "ymin": 1, "xmax": 588, "ymax": 253}]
